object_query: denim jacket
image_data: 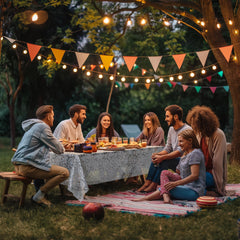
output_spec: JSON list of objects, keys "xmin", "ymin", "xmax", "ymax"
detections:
[{"xmin": 11, "ymin": 119, "xmax": 64, "ymax": 171}]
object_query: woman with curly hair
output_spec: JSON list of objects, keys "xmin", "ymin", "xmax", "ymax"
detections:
[
  {"xmin": 135, "ymin": 112, "xmax": 165, "ymax": 146},
  {"xmin": 186, "ymin": 105, "xmax": 227, "ymax": 196},
  {"xmin": 85, "ymin": 112, "xmax": 119, "ymax": 142}
]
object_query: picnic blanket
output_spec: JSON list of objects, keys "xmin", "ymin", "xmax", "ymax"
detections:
[{"xmin": 65, "ymin": 184, "xmax": 240, "ymax": 218}]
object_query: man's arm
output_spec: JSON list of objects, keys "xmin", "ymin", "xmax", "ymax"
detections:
[{"xmin": 152, "ymin": 150, "xmax": 181, "ymax": 164}]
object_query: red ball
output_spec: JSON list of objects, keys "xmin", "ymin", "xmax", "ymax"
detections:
[{"xmin": 82, "ymin": 203, "xmax": 104, "ymax": 220}]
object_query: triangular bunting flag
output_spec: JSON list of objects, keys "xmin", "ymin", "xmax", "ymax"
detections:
[
  {"xmin": 123, "ymin": 56, "xmax": 137, "ymax": 72},
  {"xmin": 182, "ymin": 85, "xmax": 188, "ymax": 92},
  {"xmin": 130, "ymin": 83, "xmax": 134, "ymax": 89},
  {"xmin": 4, "ymin": 36, "xmax": 15, "ymax": 43},
  {"xmin": 142, "ymin": 69, "xmax": 146, "ymax": 76},
  {"xmin": 75, "ymin": 52, "xmax": 89, "ymax": 68},
  {"xmin": 196, "ymin": 50, "xmax": 209, "ymax": 66},
  {"xmin": 195, "ymin": 86, "xmax": 201, "ymax": 93},
  {"xmin": 124, "ymin": 83, "xmax": 130, "ymax": 88},
  {"xmin": 100, "ymin": 55, "xmax": 114, "ymax": 71},
  {"xmin": 133, "ymin": 64, "xmax": 139, "ymax": 70},
  {"xmin": 210, "ymin": 87, "xmax": 217, "ymax": 94},
  {"xmin": 206, "ymin": 76, "xmax": 212, "ymax": 82},
  {"xmin": 51, "ymin": 48, "xmax": 65, "ymax": 64},
  {"xmin": 219, "ymin": 45, "xmax": 233, "ymax": 62},
  {"xmin": 148, "ymin": 56, "xmax": 162, "ymax": 72},
  {"xmin": 91, "ymin": 65, "xmax": 96, "ymax": 71},
  {"xmin": 172, "ymin": 54, "xmax": 186, "ymax": 69},
  {"xmin": 145, "ymin": 83, "xmax": 150, "ymax": 90},
  {"xmin": 218, "ymin": 71, "xmax": 224, "ymax": 77},
  {"xmin": 167, "ymin": 82, "xmax": 172, "ymax": 88},
  {"xmin": 223, "ymin": 86, "xmax": 229, "ymax": 92},
  {"xmin": 177, "ymin": 82, "xmax": 182, "ymax": 85},
  {"xmin": 115, "ymin": 81, "xmax": 122, "ymax": 87},
  {"xmin": 27, "ymin": 43, "xmax": 42, "ymax": 61},
  {"xmin": 154, "ymin": 74, "xmax": 159, "ymax": 80},
  {"xmin": 156, "ymin": 83, "xmax": 161, "ymax": 87},
  {"xmin": 172, "ymin": 82, "xmax": 177, "ymax": 88}
]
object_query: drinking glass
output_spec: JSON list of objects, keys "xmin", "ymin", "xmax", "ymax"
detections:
[
  {"xmin": 130, "ymin": 137, "xmax": 135, "ymax": 144},
  {"xmin": 141, "ymin": 139, "xmax": 147, "ymax": 147},
  {"xmin": 123, "ymin": 137, "xmax": 128, "ymax": 144}
]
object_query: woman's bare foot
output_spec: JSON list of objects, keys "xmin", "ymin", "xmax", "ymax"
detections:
[
  {"xmin": 163, "ymin": 193, "xmax": 172, "ymax": 204},
  {"xmin": 131, "ymin": 197, "xmax": 147, "ymax": 202},
  {"xmin": 136, "ymin": 180, "xmax": 151, "ymax": 192},
  {"xmin": 144, "ymin": 182, "xmax": 158, "ymax": 192}
]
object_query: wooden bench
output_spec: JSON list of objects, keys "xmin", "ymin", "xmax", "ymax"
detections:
[{"xmin": 0, "ymin": 172, "xmax": 32, "ymax": 208}]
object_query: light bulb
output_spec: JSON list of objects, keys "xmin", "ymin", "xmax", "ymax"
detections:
[
  {"xmin": 190, "ymin": 72, "xmax": 195, "ymax": 77},
  {"xmin": 32, "ymin": 13, "xmax": 38, "ymax": 22},
  {"xmin": 134, "ymin": 78, "xmax": 139, "ymax": 83},
  {"xmin": 73, "ymin": 68, "xmax": 78, "ymax": 72},
  {"xmin": 169, "ymin": 76, "xmax": 174, "ymax": 81}
]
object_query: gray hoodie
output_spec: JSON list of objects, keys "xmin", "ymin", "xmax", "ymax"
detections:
[{"xmin": 11, "ymin": 119, "xmax": 64, "ymax": 171}]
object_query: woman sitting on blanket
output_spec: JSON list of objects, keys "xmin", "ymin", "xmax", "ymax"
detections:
[
  {"xmin": 186, "ymin": 105, "xmax": 227, "ymax": 196},
  {"xmin": 85, "ymin": 112, "xmax": 119, "ymax": 142},
  {"xmin": 133, "ymin": 129, "xmax": 206, "ymax": 203},
  {"xmin": 135, "ymin": 112, "xmax": 165, "ymax": 146}
]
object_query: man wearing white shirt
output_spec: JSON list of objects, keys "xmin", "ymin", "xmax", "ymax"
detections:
[{"xmin": 54, "ymin": 104, "xmax": 87, "ymax": 143}]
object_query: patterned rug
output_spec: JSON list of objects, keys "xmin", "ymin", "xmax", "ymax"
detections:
[{"xmin": 65, "ymin": 184, "xmax": 240, "ymax": 218}]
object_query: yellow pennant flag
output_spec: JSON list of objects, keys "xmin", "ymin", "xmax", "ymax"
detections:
[
  {"xmin": 51, "ymin": 48, "xmax": 65, "ymax": 64},
  {"xmin": 100, "ymin": 55, "xmax": 114, "ymax": 71}
]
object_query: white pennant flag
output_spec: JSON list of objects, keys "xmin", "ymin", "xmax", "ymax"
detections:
[
  {"xmin": 75, "ymin": 52, "xmax": 89, "ymax": 68},
  {"xmin": 148, "ymin": 56, "xmax": 162, "ymax": 72},
  {"xmin": 196, "ymin": 50, "xmax": 209, "ymax": 66},
  {"xmin": 4, "ymin": 36, "xmax": 15, "ymax": 43}
]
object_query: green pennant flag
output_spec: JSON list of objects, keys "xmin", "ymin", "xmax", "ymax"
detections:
[
  {"xmin": 195, "ymin": 86, "xmax": 201, "ymax": 93},
  {"xmin": 223, "ymin": 86, "xmax": 229, "ymax": 92},
  {"xmin": 167, "ymin": 82, "xmax": 172, "ymax": 88},
  {"xmin": 115, "ymin": 81, "xmax": 121, "ymax": 87},
  {"xmin": 133, "ymin": 65, "xmax": 139, "ymax": 70},
  {"xmin": 218, "ymin": 71, "xmax": 224, "ymax": 77}
]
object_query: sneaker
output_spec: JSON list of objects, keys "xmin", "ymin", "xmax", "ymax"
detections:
[{"xmin": 31, "ymin": 196, "xmax": 52, "ymax": 207}]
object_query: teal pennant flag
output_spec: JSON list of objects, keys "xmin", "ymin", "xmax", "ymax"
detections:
[
  {"xmin": 218, "ymin": 71, "xmax": 224, "ymax": 77},
  {"xmin": 167, "ymin": 82, "xmax": 172, "ymax": 88},
  {"xmin": 223, "ymin": 86, "xmax": 229, "ymax": 92},
  {"xmin": 195, "ymin": 86, "xmax": 201, "ymax": 93}
]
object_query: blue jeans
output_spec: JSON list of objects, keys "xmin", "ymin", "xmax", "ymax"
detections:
[
  {"xmin": 169, "ymin": 186, "xmax": 199, "ymax": 201},
  {"xmin": 146, "ymin": 158, "xmax": 180, "ymax": 184},
  {"xmin": 206, "ymin": 172, "xmax": 215, "ymax": 189}
]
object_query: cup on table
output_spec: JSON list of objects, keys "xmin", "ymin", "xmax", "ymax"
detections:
[
  {"xmin": 141, "ymin": 139, "xmax": 147, "ymax": 147},
  {"xmin": 103, "ymin": 137, "xmax": 109, "ymax": 143},
  {"xmin": 130, "ymin": 137, "xmax": 135, "ymax": 144},
  {"xmin": 111, "ymin": 137, "xmax": 117, "ymax": 145},
  {"xmin": 117, "ymin": 137, "xmax": 122, "ymax": 144},
  {"xmin": 98, "ymin": 137, "xmax": 104, "ymax": 145},
  {"xmin": 123, "ymin": 137, "xmax": 128, "ymax": 144}
]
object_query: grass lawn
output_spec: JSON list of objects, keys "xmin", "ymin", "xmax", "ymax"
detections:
[{"xmin": 1, "ymin": 137, "xmax": 240, "ymax": 240}]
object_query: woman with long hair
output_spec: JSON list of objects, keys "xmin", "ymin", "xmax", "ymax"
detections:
[
  {"xmin": 133, "ymin": 129, "xmax": 206, "ymax": 203},
  {"xmin": 85, "ymin": 112, "xmax": 119, "ymax": 141},
  {"xmin": 135, "ymin": 112, "xmax": 165, "ymax": 146}
]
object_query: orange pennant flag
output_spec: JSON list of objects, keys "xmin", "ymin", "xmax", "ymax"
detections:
[
  {"xmin": 51, "ymin": 48, "xmax": 65, "ymax": 64},
  {"xmin": 91, "ymin": 65, "xmax": 96, "ymax": 71},
  {"xmin": 219, "ymin": 45, "xmax": 233, "ymax": 62},
  {"xmin": 27, "ymin": 43, "xmax": 42, "ymax": 61},
  {"xmin": 142, "ymin": 69, "xmax": 146, "ymax": 76},
  {"xmin": 145, "ymin": 83, "xmax": 150, "ymax": 90},
  {"xmin": 172, "ymin": 54, "xmax": 186, "ymax": 69},
  {"xmin": 123, "ymin": 56, "xmax": 137, "ymax": 72},
  {"xmin": 100, "ymin": 55, "xmax": 114, "ymax": 71}
]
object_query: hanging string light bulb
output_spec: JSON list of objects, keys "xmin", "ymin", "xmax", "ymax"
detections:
[
  {"xmin": 12, "ymin": 44, "xmax": 17, "ymax": 49},
  {"xmin": 190, "ymin": 72, "xmax": 195, "ymax": 77},
  {"xmin": 62, "ymin": 64, "xmax": 67, "ymax": 69},
  {"xmin": 73, "ymin": 68, "xmax": 78, "ymax": 73},
  {"xmin": 159, "ymin": 78, "xmax": 164, "ymax": 83},
  {"xmin": 121, "ymin": 77, "xmax": 126, "ymax": 82},
  {"xmin": 146, "ymin": 78, "xmax": 151, "ymax": 83},
  {"xmin": 37, "ymin": 55, "xmax": 42, "ymax": 60},
  {"xmin": 86, "ymin": 71, "xmax": 91, "ymax": 76},
  {"xmin": 228, "ymin": 19, "xmax": 233, "ymax": 25},
  {"xmin": 109, "ymin": 75, "xmax": 114, "ymax": 81},
  {"xmin": 194, "ymin": 80, "xmax": 198, "ymax": 84},
  {"xmin": 98, "ymin": 74, "xmax": 103, "ymax": 79},
  {"xmin": 201, "ymin": 69, "xmax": 206, "ymax": 74},
  {"xmin": 127, "ymin": 18, "xmax": 132, "ymax": 26},
  {"xmin": 134, "ymin": 78, "xmax": 139, "ymax": 83},
  {"xmin": 103, "ymin": 16, "xmax": 111, "ymax": 25},
  {"xmin": 212, "ymin": 65, "xmax": 217, "ymax": 70},
  {"xmin": 140, "ymin": 18, "xmax": 147, "ymax": 25},
  {"xmin": 169, "ymin": 76, "xmax": 174, "ymax": 81},
  {"xmin": 216, "ymin": 23, "xmax": 221, "ymax": 29},
  {"xmin": 82, "ymin": 65, "xmax": 86, "ymax": 70},
  {"xmin": 178, "ymin": 75, "xmax": 183, "ymax": 80},
  {"xmin": 32, "ymin": 12, "xmax": 38, "ymax": 22},
  {"xmin": 23, "ymin": 49, "xmax": 28, "ymax": 54}
]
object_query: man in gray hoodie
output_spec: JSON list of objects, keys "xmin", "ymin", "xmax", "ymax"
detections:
[{"xmin": 12, "ymin": 105, "xmax": 69, "ymax": 207}]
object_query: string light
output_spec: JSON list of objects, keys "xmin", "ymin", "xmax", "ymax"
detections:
[
  {"xmin": 109, "ymin": 75, "xmax": 114, "ymax": 80},
  {"xmin": 216, "ymin": 23, "xmax": 221, "ymax": 29},
  {"xmin": 178, "ymin": 75, "xmax": 183, "ymax": 80},
  {"xmin": 32, "ymin": 13, "xmax": 38, "ymax": 22},
  {"xmin": 37, "ymin": 55, "xmax": 41, "ymax": 60},
  {"xmin": 140, "ymin": 18, "xmax": 147, "ymax": 25},
  {"xmin": 109, "ymin": 62, "xmax": 114, "ymax": 67},
  {"xmin": 103, "ymin": 16, "xmax": 111, "ymax": 25},
  {"xmin": 152, "ymin": 78, "xmax": 155, "ymax": 82},
  {"xmin": 82, "ymin": 65, "xmax": 86, "ymax": 70},
  {"xmin": 200, "ymin": 21, "xmax": 205, "ymax": 27},
  {"xmin": 159, "ymin": 78, "xmax": 164, "ymax": 83},
  {"xmin": 146, "ymin": 78, "xmax": 151, "ymax": 83},
  {"xmin": 62, "ymin": 64, "xmax": 67, "ymax": 69},
  {"xmin": 212, "ymin": 65, "xmax": 217, "ymax": 70},
  {"xmin": 98, "ymin": 74, "xmax": 103, "ymax": 79},
  {"xmin": 169, "ymin": 76, "xmax": 174, "ymax": 81},
  {"xmin": 86, "ymin": 71, "xmax": 91, "ymax": 76},
  {"xmin": 134, "ymin": 78, "xmax": 139, "ymax": 83},
  {"xmin": 121, "ymin": 77, "xmax": 126, "ymax": 82},
  {"xmin": 228, "ymin": 19, "xmax": 233, "ymax": 25},
  {"xmin": 1, "ymin": 37, "xmax": 3, "ymax": 41},
  {"xmin": 194, "ymin": 80, "xmax": 198, "ymax": 84},
  {"xmin": 201, "ymin": 69, "xmax": 206, "ymax": 74},
  {"xmin": 190, "ymin": 72, "xmax": 195, "ymax": 77},
  {"xmin": 233, "ymin": 56, "xmax": 237, "ymax": 61},
  {"xmin": 234, "ymin": 29, "xmax": 239, "ymax": 35},
  {"xmin": 73, "ymin": 68, "xmax": 78, "ymax": 73},
  {"xmin": 12, "ymin": 44, "xmax": 17, "ymax": 49},
  {"xmin": 127, "ymin": 18, "xmax": 132, "ymax": 26},
  {"xmin": 163, "ymin": 20, "xmax": 170, "ymax": 26},
  {"xmin": 23, "ymin": 50, "xmax": 28, "ymax": 54},
  {"xmin": 100, "ymin": 64, "xmax": 104, "ymax": 69}
]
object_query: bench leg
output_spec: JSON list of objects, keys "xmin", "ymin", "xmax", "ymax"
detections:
[
  {"xmin": 2, "ymin": 179, "xmax": 10, "ymax": 204},
  {"xmin": 19, "ymin": 182, "xmax": 29, "ymax": 208}
]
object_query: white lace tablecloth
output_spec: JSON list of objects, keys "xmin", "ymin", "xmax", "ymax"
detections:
[{"xmin": 49, "ymin": 146, "xmax": 163, "ymax": 200}]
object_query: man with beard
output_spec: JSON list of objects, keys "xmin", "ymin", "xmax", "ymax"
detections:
[
  {"xmin": 54, "ymin": 104, "xmax": 87, "ymax": 143},
  {"xmin": 137, "ymin": 105, "xmax": 191, "ymax": 192}
]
